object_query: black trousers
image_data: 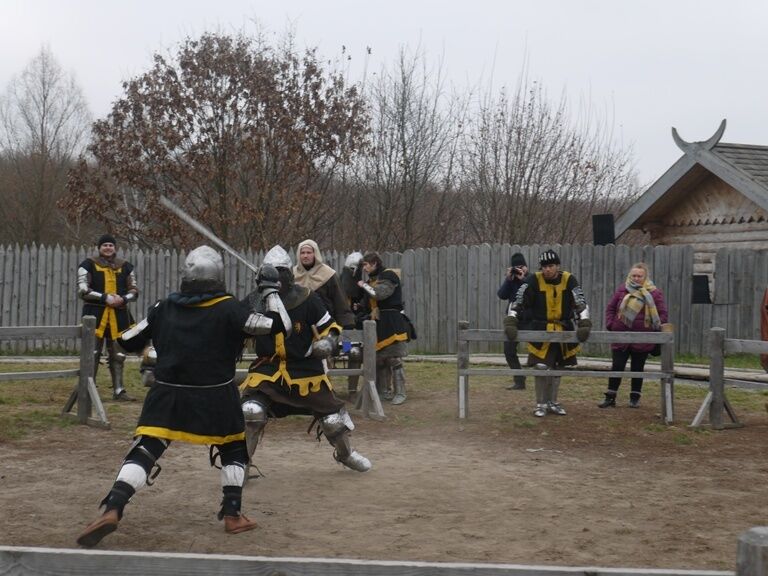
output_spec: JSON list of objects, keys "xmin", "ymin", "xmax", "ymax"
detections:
[
  {"xmin": 608, "ymin": 348, "xmax": 649, "ymax": 395},
  {"xmin": 504, "ymin": 340, "xmax": 523, "ymax": 371}
]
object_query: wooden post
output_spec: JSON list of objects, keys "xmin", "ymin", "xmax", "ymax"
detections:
[
  {"xmin": 359, "ymin": 320, "xmax": 385, "ymax": 420},
  {"xmin": 660, "ymin": 323, "xmax": 675, "ymax": 424},
  {"xmin": 738, "ymin": 526, "xmax": 768, "ymax": 576},
  {"xmin": 457, "ymin": 321, "xmax": 469, "ymax": 419},
  {"xmin": 709, "ymin": 327, "xmax": 726, "ymax": 430},
  {"xmin": 78, "ymin": 316, "xmax": 96, "ymax": 424}
]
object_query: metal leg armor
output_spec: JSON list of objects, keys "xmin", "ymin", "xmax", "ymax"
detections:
[
  {"xmin": 320, "ymin": 408, "xmax": 371, "ymax": 472},
  {"xmin": 93, "ymin": 337, "xmax": 104, "ymax": 380},
  {"xmin": 106, "ymin": 339, "xmax": 129, "ymax": 400},
  {"xmin": 534, "ymin": 376, "xmax": 548, "ymax": 417},
  {"xmin": 376, "ymin": 361, "xmax": 393, "ymax": 401},
  {"xmin": 388, "ymin": 357, "xmax": 407, "ymax": 405},
  {"xmin": 547, "ymin": 377, "xmax": 566, "ymax": 415},
  {"xmin": 242, "ymin": 399, "xmax": 267, "ymax": 465}
]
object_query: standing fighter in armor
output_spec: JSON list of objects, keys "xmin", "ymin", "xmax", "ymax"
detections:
[
  {"xmin": 504, "ymin": 249, "xmax": 591, "ymax": 417},
  {"xmin": 241, "ymin": 245, "xmax": 371, "ymax": 474},
  {"xmin": 77, "ymin": 234, "xmax": 138, "ymax": 400},
  {"xmin": 358, "ymin": 252, "xmax": 411, "ymax": 405},
  {"xmin": 76, "ymin": 246, "xmax": 288, "ymax": 547}
]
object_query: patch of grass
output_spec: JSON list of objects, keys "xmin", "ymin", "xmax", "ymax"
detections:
[{"xmin": 673, "ymin": 433, "xmax": 694, "ymax": 446}]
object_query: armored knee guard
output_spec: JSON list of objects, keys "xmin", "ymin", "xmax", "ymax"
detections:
[
  {"xmin": 320, "ymin": 408, "xmax": 371, "ymax": 472},
  {"xmin": 242, "ymin": 399, "xmax": 267, "ymax": 461},
  {"xmin": 104, "ymin": 436, "xmax": 169, "ymax": 517}
]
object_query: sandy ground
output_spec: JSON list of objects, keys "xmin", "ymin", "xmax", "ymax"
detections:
[{"xmin": 1, "ymin": 375, "xmax": 766, "ymax": 571}]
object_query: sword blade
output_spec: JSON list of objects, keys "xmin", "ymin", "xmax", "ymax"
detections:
[{"xmin": 158, "ymin": 195, "xmax": 259, "ymax": 274}]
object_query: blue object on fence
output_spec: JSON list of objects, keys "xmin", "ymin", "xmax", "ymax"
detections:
[{"xmin": 341, "ymin": 340, "xmax": 352, "ymax": 354}]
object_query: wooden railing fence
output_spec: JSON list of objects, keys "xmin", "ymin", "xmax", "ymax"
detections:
[
  {"xmin": 456, "ymin": 322, "xmax": 676, "ymax": 422},
  {"xmin": 0, "ymin": 315, "xmax": 109, "ymax": 428}
]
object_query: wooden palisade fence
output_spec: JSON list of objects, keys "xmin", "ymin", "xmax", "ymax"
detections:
[{"xmin": 2, "ymin": 242, "xmax": 768, "ymax": 357}]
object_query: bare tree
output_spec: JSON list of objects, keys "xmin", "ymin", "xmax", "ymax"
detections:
[
  {"xmin": 342, "ymin": 46, "xmax": 466, "ymax": 252},
  {"xmin": 60, "ymin": 32, "xmax": 368, "ymax": 250},
  {"xmin": 458, "ymin": 78, "xmax": 639, "ymax": 245},
  {"xmin": 0, "ymin": 46, "xmax": 91, "ymax": 244}
]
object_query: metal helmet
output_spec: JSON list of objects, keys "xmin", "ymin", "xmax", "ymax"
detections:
[
  {"xmin": 263, "ymin": 245, "xmax": 292, "ymax": 269},
  {"xmin": 344, "ymin": 251, "xmax": 364, "ymax": 269},
  {"xmin": 182, "ymin": 245, "xmax": 224, "ymax": 283}
]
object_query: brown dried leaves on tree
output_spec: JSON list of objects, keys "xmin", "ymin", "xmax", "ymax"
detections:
[{"xmin": 60, "ymin": 32, "xmax": 369, "ymax": 250}]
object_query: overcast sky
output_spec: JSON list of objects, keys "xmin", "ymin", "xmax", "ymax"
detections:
[{"xmin": 1, "ymin": 0, "xmax": 765, "ymax": 186}]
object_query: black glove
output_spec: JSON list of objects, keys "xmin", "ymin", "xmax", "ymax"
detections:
[
  {"xmin": 576, "ymin": 318, "xmax": 592, "ymax": 342},
  {"xmin": 256, "ymin": 264, "xmax": 280, "ymax": 297},
  {"xmin": 504, "ymin": 315, "xmax": 518, "ymax": 341}
]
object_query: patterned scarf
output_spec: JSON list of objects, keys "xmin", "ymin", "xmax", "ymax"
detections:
[{"xmin": 618, "ymin": 275, "xmax": 661, "ymax": 329}]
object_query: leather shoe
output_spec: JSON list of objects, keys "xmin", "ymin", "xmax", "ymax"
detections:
[
  {"xmin": 76, "ymin": 508, "xmax": 119, "ymax": 548},
  {"xmin": 505, "ymin": 380, "xmax": 526, "ymax": 390},
  {"xmin": 224, "ymin": 514, "xmax": 258, "ymax": 534}
]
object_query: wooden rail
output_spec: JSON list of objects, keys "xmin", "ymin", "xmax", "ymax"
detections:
[
  {"xmin": 236, "ymin": 320, "xmax": 385, "ymax": 421},
  {"xmin": 457, "ymin": 322, "xmax": 676, "ymax": 422},
  {"xmin": 0, "ymin": 315, "xmax": 109, "ymax": 428}
]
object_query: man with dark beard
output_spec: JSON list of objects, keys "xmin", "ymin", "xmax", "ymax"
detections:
[{"xmin": 241, "ymin": 245, "xmax": 371, "ymax": 474}]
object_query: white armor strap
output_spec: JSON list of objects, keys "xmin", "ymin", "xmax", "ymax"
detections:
[
  {"xmin": 221, "ymin": 463, "xmax": 246, "ymax": 487},
  {"xmin": 360, "ymin": 282, "xmax": 376, "ymax": 297},
  {"xmin": 120, "ymin": 317, "xmax": 149, "ymax": 341},
  {"xmin": 265, "ymin": 292, "xmax": 292, "ymax": 337},
  {"xmin": 115, "ymin": 462, "xmax": 148, "ymax": 492}
]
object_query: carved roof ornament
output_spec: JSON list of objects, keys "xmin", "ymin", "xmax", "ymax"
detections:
[{"xmin": 671, "ymin": 119, "xmax": 727, "ymax": 153}]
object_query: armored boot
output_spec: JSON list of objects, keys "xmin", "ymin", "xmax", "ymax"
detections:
[
  {"xmin": 547, "ymin": 377, "xmax": 566, "ymax": 415},
  {"xmin": 533, "ymin": 376, "xmax": 548, "ymax": 417},
  {"xmin": 107, "ymin": 341, "xmax": 131, "ymax": 401},
  {"xmin": 598, "ymin": 391, "xmax": 617, "ymax": 408},
  {"xmin": 321, "ymin": 409, "xmax": 372, "ymax": 472},
  {"xmin": 390, "ymin": 360, "xmax": 407, "ymax": 405}
]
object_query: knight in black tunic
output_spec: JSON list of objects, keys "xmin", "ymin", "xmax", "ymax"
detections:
[
  {"xmin": 240, "ymin": 245, "xmax": 371, "ymax": 474},
  {"xmin": 504, "ymin": 249, "xmax": 592, "ymax": 418},
  {"xmin": 358, "ymin": 252, "xmax": 411, "ymax": 405},
  {"xmin": 77, "ymin": 234, "xmax": 138, "ymax": 400},
  {"xmin": 76, "ymin": 246, "xmax": 287, "ymax": 548}
]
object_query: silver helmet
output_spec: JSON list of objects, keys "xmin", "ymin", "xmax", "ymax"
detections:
[
  {"xmin": 344, "ymin": 251, "xmax": 364, "ymax": 269},
  {"xmin": 263, "ymin": 245, "xmax": 292, "ymax": 269},
  {"xmin": 182, "ymin": 245, "xmax": 224, "ymax": 283}
]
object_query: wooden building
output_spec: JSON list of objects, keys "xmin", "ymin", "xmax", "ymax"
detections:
[{"xmin": 615, "ymin": 120, "xmax": 768, "ymax": 299}]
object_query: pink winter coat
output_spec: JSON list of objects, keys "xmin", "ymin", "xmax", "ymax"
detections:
[{"xmin": 604, "ymin": 285, "xmax": 669, "ymax": 353}]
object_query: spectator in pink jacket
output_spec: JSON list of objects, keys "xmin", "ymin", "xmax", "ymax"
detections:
[{"xmin": 598, "ymin": 262, "xmax": 668, "ymax": 409}]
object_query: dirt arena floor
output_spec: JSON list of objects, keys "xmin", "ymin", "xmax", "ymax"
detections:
[{"xmin": 1, "ymin": 367, "xmax": 766, "ymax": 570}]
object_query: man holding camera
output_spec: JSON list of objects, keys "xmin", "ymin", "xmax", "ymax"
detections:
[{"xmin": 497, "ymin": 252, "xmax": 531, "ymax": 390}]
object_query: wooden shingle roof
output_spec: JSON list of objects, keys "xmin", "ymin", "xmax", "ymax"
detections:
[{"xmin": 615, "ymin": 120, "xmax": 768, "ymax": 237}]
